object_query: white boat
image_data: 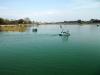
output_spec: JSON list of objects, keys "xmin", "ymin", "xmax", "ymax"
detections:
[
  {"xmin": 59, "ymin": 31, "xmax": 70, "ymax": 36},
  {"xmin": 59, "ymin": 25, "xmax": 70, "ymax": 36}
]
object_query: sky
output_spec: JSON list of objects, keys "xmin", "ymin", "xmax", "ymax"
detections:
[{"xmin": 0, "ymin": 0, "xmax": 100, "ymax": 22}]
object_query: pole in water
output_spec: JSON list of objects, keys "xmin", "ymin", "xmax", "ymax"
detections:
[
  {"xmin": 60, "ymin": 25, "xmax": 62, "ymax": 29},
  {"xmin": 60, "ymin": 25, "xmax": 63, "ymax": 33}
]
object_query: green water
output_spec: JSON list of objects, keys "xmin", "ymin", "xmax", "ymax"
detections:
[{"xmin": 0, "ymin": 24, "xmax": 100, "ymax": 75}]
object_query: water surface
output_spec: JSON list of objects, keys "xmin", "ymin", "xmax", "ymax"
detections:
[{"xmin": 0, "ymin": 24, "xmax": 100, "ymax": 75}]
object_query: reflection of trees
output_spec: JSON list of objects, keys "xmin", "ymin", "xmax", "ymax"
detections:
[
  {"xmin": 0, "ymin": 25, "xmax": 27, "ymax": 32},
  {"xmin": 0, "ymin": 26, "xmax": 2, "ymax": 31}
]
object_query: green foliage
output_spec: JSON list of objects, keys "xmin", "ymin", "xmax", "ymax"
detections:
[
  {"xmin": 0, "ymin": 17, "xmax": 33, "ymax": 25},
  {"xmin": 77, "ymin": 20, "xmax": 82, "ymax": 24},
  {"xmin": 0, "ymin": 18, "xmax": 5, "ymax": 24}
]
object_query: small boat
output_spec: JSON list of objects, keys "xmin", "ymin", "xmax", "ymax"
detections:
[
  {"xmin": 32, "ymin": 28, "xmax": 37, "ymax": 32},
  {"xmin": 59, "ymin": 31, "xmax": 70, "ymax": 36},
  {"xmin": 59, "ymin": 25, "xmax": 70, "ymax": 36}
]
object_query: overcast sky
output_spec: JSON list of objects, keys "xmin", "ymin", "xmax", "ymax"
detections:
[{"xmin": 0, "ymin": 0, "xmax": 100, "ymax": 22}]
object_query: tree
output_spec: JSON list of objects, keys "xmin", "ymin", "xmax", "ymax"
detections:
[
  {"xmin": 17, "ymin": 19, "xmax": 25, "ymax": 24},
  {"xmin": 90, "ymin": 19, "xmax": 100, "ymax": 23},
  {"xmin": 24, "ymin": 18, "xmax": 32, "ymax": 24},
  {"xmin": 77, "ymin": 20, "xmax": 82, "ymax": 24},
  {"xmin": 0, "ymin": 18, "xmax": 5, "ymax": 24},
  {"xmin": 4, "ymin": 19, "xmax": 10, "ymax": 24}
]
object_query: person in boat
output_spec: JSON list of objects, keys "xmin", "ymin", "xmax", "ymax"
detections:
[
  {"xmin": 59, "ymin": 25, "xmax": 70, "ymax": 36},
  {"xmin": 59, "ymin": 30, "xmax": 70, "ymax": 36},
  {"xmin": 62, "ymin": 30, "xmax": 69, "ymax": 33}
]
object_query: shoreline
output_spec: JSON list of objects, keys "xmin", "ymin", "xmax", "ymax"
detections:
[{"xmin": 0, "ymin": 23, "xmax": 100, "ymax": 26}]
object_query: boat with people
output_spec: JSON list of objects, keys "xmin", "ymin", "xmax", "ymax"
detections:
[
  {"xmin": 59, "ymin": 25, "xmax": 70, "ymax": 36},
  {"xmin": 59, "ymin": 31, "xmax": 70, "ymax": 36}
]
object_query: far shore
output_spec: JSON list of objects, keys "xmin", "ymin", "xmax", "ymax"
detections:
[{"xmin": 0, "ymin": 23, "xmax": 100, "ymax": 26}]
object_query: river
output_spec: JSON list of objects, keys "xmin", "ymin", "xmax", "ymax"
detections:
[{"xmin": 0, "ymin": 24, "xmax": 100, "ymax": 75}]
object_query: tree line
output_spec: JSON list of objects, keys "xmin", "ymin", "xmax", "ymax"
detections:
[
  {"xmin": 1, "ymin": 17, "xmax": 100, "ymax": 25},
  {"xmin": 53, "ymin": 19, "xmax": 100, "ymax": 24},
  {"xmin": 63, "ymin": 19, "xmax": 100, "ymax": 24},
  {"xmin": 0, "ymin": 17, "xmax": 33, "ymax": 25}
]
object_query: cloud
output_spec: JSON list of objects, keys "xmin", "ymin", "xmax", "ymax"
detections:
[{"xmin": 0, "ymin": 0, "xmax": 100, "ymax": 22}]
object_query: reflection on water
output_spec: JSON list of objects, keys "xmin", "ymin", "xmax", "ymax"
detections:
[
  {"xmin": 0, "ymin": 24, "xmax": 99, "ymax": 33},
  {"xmin": 0, "ymin": 24, "xmax": 27, "ymax": 32}
]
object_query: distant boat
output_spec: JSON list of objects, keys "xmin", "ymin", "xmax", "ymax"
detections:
[{"xmin": 32, "ymin": 28, "xmax": 37, "ymax": 32}]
